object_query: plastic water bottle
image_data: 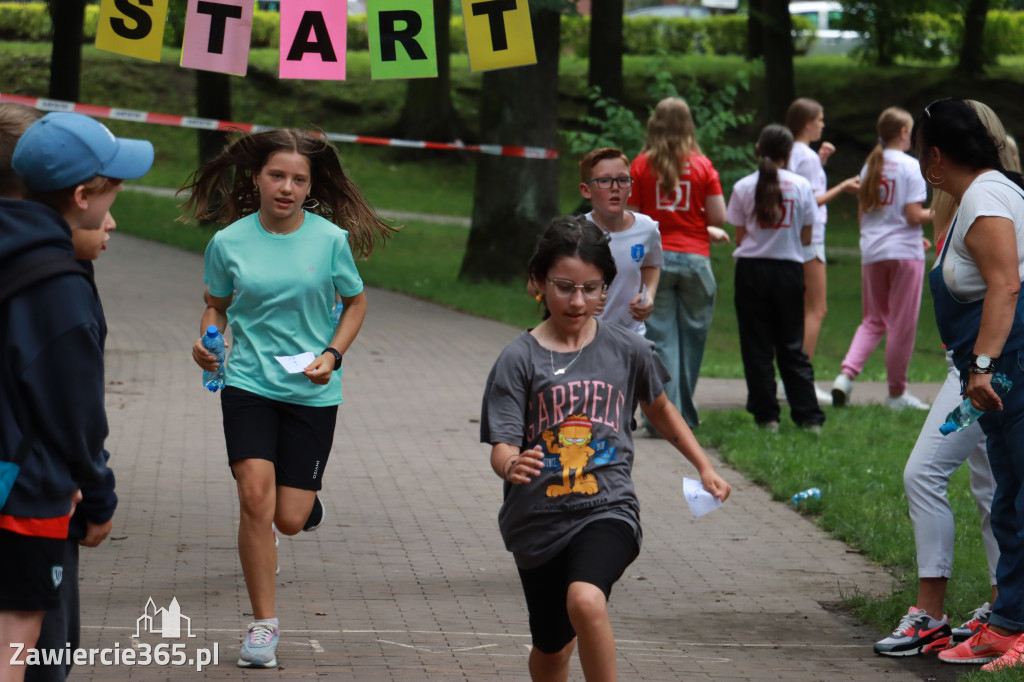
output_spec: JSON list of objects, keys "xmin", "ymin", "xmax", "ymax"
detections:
[
  {"xmin": 201, "ymin": 325, "xmax": 225, "ymax": 393},
  {"xmin": 939, "ymin": 372, "xmax": 1013, "ymax": 435},
  {"xmin": 792, "ymin": 487, "xmax": 821, "ymax": 507},
  {"xmin": 331, "ymin": 301, "xmax": 344, "ymax": 325}
]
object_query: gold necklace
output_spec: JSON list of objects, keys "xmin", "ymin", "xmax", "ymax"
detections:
[{"xmin": 258, "ymin": 210, "xmax": 302, "ymax": 235}]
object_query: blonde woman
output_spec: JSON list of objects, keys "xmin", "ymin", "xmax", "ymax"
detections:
[{"xmin": 627, "ymin": 97, "xmax": 728, "ymax": 428}]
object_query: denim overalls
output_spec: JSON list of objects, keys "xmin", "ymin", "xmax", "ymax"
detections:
[{"xmin": 930, "ymin": 177, "xmax": 1024, "ymax": 631}]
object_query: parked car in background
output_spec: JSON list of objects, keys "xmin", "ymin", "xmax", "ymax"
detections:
[
  {"xmin": 789, "ymin": 1, "xmax": 863, "ymax": 55},
  {"xmin": 625, "ymin": 4, "xmax": 712, "ymax": 19}
]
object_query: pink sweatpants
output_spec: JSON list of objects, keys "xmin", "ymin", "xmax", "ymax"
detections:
[{"xmin": 840, "ymin": 259, "xmax": 925, "ymax": 396}]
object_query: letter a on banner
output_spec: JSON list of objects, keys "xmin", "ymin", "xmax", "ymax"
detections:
[
  {"xmin": 368, "ymin": 0, "xmax": 437, "ymax": 80},
  {"xmin": 280, "ymin": 0, "xmax": 347, "ymax": 81},
  {"xmin": 181, "ymin": 0, "xmax": 253, "ymax": 76},
  {"xmin": 461, "ymin": 0, "xmax": 536, "ymax": 72},
  {"xmin": 96, "ymin": 0, "xmax": 170, "ymax": 62}
]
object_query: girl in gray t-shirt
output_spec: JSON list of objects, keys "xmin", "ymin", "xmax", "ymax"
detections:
[{"xmin": 481, "ymin": 215, "xmax": 731, "ymax": 679}]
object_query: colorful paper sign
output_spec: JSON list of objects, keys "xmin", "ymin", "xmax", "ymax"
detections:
[
  {"xmin": 96, "ymin": 0, "xmax": 170, "ymax": 63},
  {"xmin": 279, "ymin": 0, "xmax": 348, "ymax": 81},
  {"xmin": 367, "ymin": 0, "xmax": 438, "ymax": 80},
  {"xmin": 181, "ymin": 0, "xmax": 253, "ymax": 76},
  {"xmin": 461, "ymin": 0, "xmax": 536, "ymax": 72}
]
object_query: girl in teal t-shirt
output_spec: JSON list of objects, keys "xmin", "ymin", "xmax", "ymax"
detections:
[{"xmin": 181, "ymin": 129, "xmax": 397, "ymax": 669}]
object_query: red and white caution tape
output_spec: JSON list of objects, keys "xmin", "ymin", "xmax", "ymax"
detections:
[{"xmin": 0, "ymin": 93, "xmax": 559, "ymax": 160}]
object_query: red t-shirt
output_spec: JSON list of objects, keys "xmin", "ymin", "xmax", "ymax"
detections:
[{"xmin": 629, "ymin": 152, "xmax": 723, "ymax": 257}]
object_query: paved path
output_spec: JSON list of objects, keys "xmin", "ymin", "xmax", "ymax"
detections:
[{"xmin": 64, "ymin": 234, "xmax": 957, "ymax": 680}]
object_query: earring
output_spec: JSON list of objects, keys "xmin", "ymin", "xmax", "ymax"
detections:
[
  {"xmin": 926, "ymin": 165, "xmax": 946, "ymax": 185},
  {"xmin": 303, "ymin": 196, "xmax": 320, "ymax": 210},
  {"xmin": 534, "ymin": 292, "xmax": 544, "ymax": 302}
]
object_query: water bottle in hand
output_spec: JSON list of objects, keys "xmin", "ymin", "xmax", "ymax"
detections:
[
  {"xmin": 939, "ymin": 372, "xmax": 1013, "ymax": 435},
  {"xmin": 331, "ymin": 301, "xmax": 344, "ymax": 325},
  {"xmin": 201, "ymin": 325, "xmax": 225, "ymax": 393}
]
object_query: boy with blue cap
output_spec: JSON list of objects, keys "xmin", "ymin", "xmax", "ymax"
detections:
[{"xmin": 0, "ymin": 112, "xmax": 152, "ymax": 681}]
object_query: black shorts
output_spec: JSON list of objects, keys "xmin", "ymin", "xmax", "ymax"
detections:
[
  {"xmin": 517, "ymin": 518, "xmax": 640, "ymax": 653},
  {"xmin": 0, "ymin": 530, "xmax": 66, "ymax": 611},
  {"xmin": 220, "ymin": 386, "xmax": 338, "ymax": 491}
]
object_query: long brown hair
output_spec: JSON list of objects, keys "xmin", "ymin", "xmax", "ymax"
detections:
[
  {"xmin": 859, "ymin": 107, "xmax": 913, "ymax": 212},
  {"xmin": 642, "ymin": 97, "xmax": 702, "ymax": 195},
  {"xmin": 754, "ymin": 125, "xmax": 793, "ymax": 228},
  {"xmin": 179, "ymin": 129, "xmax": 397, "ymax": 258}
]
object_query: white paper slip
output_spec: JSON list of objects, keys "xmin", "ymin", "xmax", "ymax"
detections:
[
  {"xmin": 682, "ymin": 477, "xmax": 723, "ymax": 518},
  {"xmin": 274, "ymin": 352, "xmax": 317, "ymax": 374}
]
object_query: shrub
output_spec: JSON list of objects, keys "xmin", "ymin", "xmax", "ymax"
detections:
[
  {"xmin": 702, "ymin": 14, "xmax": 747, "ymax": 55},
  {"xmin": 561, "ymin": 14, "xmax": 588, "ymax": 57},
  {"xmin": 0, "ymin": 2, "xmax": 50, "ymax": 41}
]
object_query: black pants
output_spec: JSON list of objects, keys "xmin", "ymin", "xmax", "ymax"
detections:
[{"xmin": 734, "ymin": 258, "xmax": 824, "ymax": 427}]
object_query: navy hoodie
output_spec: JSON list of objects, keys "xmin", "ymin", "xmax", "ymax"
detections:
[{"xmin": 0, "ymin": 198, "xmax": 115, "ymax": 539}]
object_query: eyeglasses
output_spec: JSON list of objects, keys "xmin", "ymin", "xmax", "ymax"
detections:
[
  {"xmin": 585, "ymin": 176, "xmax": 633, "ymax": 190},
  {"xmin": 547, "ymin": 278, "xmax": 606, "ymax": 299}
]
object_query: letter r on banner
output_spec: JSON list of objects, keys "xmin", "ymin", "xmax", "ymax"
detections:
[
  {"xmin": 280, "ymin": 0, "xmax": 347, "ymax": 81},
  {"xmin": 461, "ymin": 0, "xmax": 536, "ymax": 72},
  {"xmin": 96, "ymin": 0, "xmax": 170, "ymax": 62},
  {"xmin": 368, "ymin": 0, "xmax": 437, "ymax": 80},
  {"xmin": 181, "ymin": 0, "xmax": 253, "ymax": 76}
]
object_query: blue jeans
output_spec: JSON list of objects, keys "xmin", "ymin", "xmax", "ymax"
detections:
[
  {"xmin": 979, "ymin": 349, "xmax": 1024, "ymax": 632},
  {"xmin": 644, "ymin": 251, "xmax": 716, "ymax": 427}
]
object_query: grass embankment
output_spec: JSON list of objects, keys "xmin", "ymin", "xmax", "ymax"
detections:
[{"xmin": 7, "ymin": 43, "xmax": 1020, "ymax": 677}]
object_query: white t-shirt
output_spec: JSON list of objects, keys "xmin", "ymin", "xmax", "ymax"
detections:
[
  {"xmin": 586, "ymin": 210, "xmax": 663, "ymax": 335},
  {"xmin": 943, "ymin": 171, "xmax": 1024, "ymax": 301},
  {"xmin": 787, "ymin": 141, "xmax": 827, "ymax": 244},
  {"xmin": 858, "ymin": 149, "xmax": 928, "ymax": 263},
  {"xmin": 727, "ymin": 168, "xmax": 817, "ymax": 263}
]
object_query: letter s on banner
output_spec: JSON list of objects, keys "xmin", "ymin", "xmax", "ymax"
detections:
[
  {"xmin": 96, "ymin": 0, "xmax": 170, "ymax": 62},
  {"xmin": 279, "ymin": 0, "xmax": 348, "ymax": 81},
  {"xmin": 368, "ymin": 0, "xmax": 438, "ymax": 80},
  {"xmin": 461, "ymin": 0, "xmax": 536, "ymax": 72}
]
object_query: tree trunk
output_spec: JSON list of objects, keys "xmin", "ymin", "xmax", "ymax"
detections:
[
  {"xmin": 47, "ymin": 0, "xmax": 86, "ymax": 101},
  {"xmin": 959, "ymin": 0, "xmax": 990, "ymax": 76},
  {"xmin": 760, "ymin": 0, "xmax": 794, "ymax": 124},
  {"xmin": 588, "ymin": 0, "xmax": 624, "ymax": 104},
  {"xmin": 746, "ymin": 0, "xmax": 764, "ymax": 60},
  {"xmin": 458, "ymin": 9, "xmax": 561, "ymax": 283},
  {"xmin": 195, "ymin": 71, "xmax": 232, "ymax": 165},
  {"xmin": 394, "ymin": 0, "xmax": 466, "ymax": 142}
]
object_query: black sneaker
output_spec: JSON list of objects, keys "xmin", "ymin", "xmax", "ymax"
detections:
[
  {"xmin": 302, "ymin": 495, "xmax": 326, "ymax": 532},
  {"xmin": 874, "ymin": 607, "xmax": 952, "ymax": 656}
]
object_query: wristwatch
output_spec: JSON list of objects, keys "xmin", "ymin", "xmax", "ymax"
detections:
[
  {"xmin": 322, "ymin": 347, "xmax": 342, "ymax": 371},
  {"xmin": 969, "ymin": 354, "xmax": 995, "ymax": 374}
]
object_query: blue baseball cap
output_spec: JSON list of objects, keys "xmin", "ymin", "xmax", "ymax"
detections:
[{"xmin": 12, "ymin": 112, "xmax": 154, "ymax": 193}]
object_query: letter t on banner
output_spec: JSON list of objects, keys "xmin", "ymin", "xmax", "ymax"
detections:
[
  {"xmin": 181, "ymin": 0, "xmax": 253, "ymax": 76},
  {"xmin": 461, "ymin": 0, "xmax": 536, "ymax": 72},
  {"xmin": 280, "ymin": 0, "xmax": 347, "ymax": 81},
  {"xmin": 96, "ymin": 0, "xmax": 170, "ymax": 62},
  {"xmin": 368, "ymin": 0, "xmax": 437, "ymax": 80}
]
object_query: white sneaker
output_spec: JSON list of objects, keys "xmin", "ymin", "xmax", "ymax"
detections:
[
  {"xmin": 885, "ymin": 392, "xmax": 930, "ymax": 411},
  {"xmin": 815, "ymin": 385, "xmax": 833, "ymax": 406},
  {"xmin": 832, "ymin": 373, "xmax": 853, "ymax": 407}
]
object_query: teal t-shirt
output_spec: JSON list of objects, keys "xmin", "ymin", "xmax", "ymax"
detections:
[{"xmin": 203, "ymin": 211, "xmax": 363, "ymax": 406}]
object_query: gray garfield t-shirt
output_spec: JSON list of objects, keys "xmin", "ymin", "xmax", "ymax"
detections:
[{"xmin": 480, "ymin": 321, "xmax": 669, "ymax": 569}]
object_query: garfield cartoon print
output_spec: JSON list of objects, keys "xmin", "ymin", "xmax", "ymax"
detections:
[
  {"xmin": 542, "ymin": 414, "xmax": 598, "ymax": 496},
  {"xmin": 481, "ymin": 216, "xmax": 731, "ymax": 680}
]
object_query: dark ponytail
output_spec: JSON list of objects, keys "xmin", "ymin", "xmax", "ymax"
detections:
[{"xmin": 754, "ymin": 124, "xmax": 794, "ymax": 228}]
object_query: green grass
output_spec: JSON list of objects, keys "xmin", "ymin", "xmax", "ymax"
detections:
[{"xmin": 697, "ymin": 408, "xmax": 994, "ymax": 653}]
